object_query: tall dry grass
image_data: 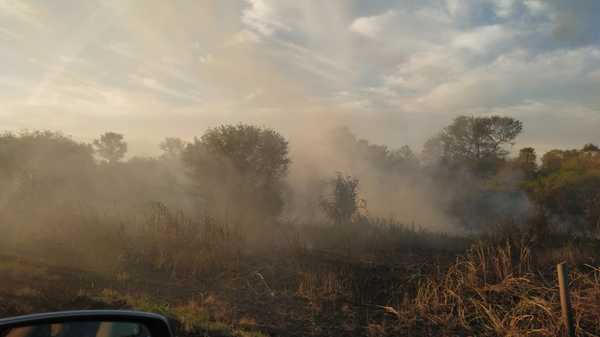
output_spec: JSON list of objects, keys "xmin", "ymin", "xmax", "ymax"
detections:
[
  {"xmin": 4, "ymin": 199, "xmax": 600, "ymax": 337},
  {"xmin": 382, "ymin": 237, "xmax": 600, "ymax": 337},
  {"xmin": 121, "ymin": 202, "xmax": 243, "ymax": 279}
]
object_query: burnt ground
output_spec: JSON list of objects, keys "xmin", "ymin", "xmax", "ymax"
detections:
[{"xmin": 0, "ymin": 249, "xmax": 455, "ymax": 337}]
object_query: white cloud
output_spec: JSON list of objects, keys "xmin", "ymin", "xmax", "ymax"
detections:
[
  {"xmin": 1, "ymin": 0, "xmax": 600, "ymax": 152},
  {"xmin": 105, "ymin": 42, "xmax": 135, "ymax": 59},
  {"xmin": 405, "ymin": 47, "xmax": 600, "ymax": 112},
  {"xmin": 244, "ymin": 88, "xmax": 263, "ymax": 100},
  {"xmin": 0, "ymin": 0, "xmax": 42, "ymax": 25},
  {"xmin": 383, "ymin": 49, "xmax": 465, "ymax": 93},
  {"xmin": 25, "ymin": 77, "xmax": 133, "ymax": 113},
  {"xmin": 242, "ymin": 0, "xmax": 289, "ymax": 36},
  {"xmin": 225, "ymin": 29, "xmax": 261, "ymax": 46},
  {"xmin": 524, "ymin": 0, "xmax": 548, "ymax": 16},
  {"xmin": 0, "ymin": 25, "xmax": 20, "ymax": 40},
  {"xmin": 349, "ymin": 10, "xmax": 396, "ymax": 38},
  {"xmin": 446, "ymin": 0, "xmax": 471, "ymax": 18},
  {"xmin": 494, "ymin": 0, "xmax": 516, "ymax": 18},
  {"xmin": 198, "ymin": 54, "xmax": 214, "ymax": 64},
  {"xmin": 452, "ymin": 24, "xmax": 513, "ymax": 53},
  {"xmin": 132, "ymin": 74, "xmax": 203, "ymax": 103}
]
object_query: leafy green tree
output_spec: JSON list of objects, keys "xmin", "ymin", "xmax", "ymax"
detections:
[
  {"xmin": 421, "ymin": 116, "xmax": 524, "ymax": 229},
  {"xmin": 424, "ymin": 115, "xmax": 523, "ymax": 175},
  {"xmin": 527, "ymin": 145, "xmax": 600, "ymax": 234},
  {"xmin": 93, "ymin": 132, "xmax": 127, "ymax": 164},
  {"xmin": 531, "ymin": 171, "xmax": 600, "ymax": 234},
  {"xmin": 182, "ymin": 124, "xmax": 290, "ymax": 221}
]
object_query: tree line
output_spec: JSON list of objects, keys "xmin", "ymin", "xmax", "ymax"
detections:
[{"xmin": 0, "ymin": 116, "xmax": 598, "ymax": 234}]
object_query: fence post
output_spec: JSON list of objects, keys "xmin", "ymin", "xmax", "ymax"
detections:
[{"xmin": 557, "ymin": 262, "xmax": 575, "ymax": 337}]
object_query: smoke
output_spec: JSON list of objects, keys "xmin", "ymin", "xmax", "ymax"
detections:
[
  {"xmin": 283, "ymin": 127, "xmax": 455, "ymax": 231},
  {"xmin": 0, "ymin": 1, "xmax": 554, "ymax": 268}
]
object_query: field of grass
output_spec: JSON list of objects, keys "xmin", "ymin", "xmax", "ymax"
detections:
[{"xmin": 2, "ymin": 218, "xmax": 600, "ymax": 337}]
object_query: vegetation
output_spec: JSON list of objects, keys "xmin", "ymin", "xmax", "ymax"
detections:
[
  {"xmin": 182, "ymin": 125, "xmax": 290, "ymax": 223},
  {"xmin": 319, "ymin": 173, "xmax": 365, "ymax": 225},
  {"xmin": 1, "ymin": 117, "xmax": 600, "ymax": 336},
  {"xmin": 425, "ymin": 115, "xmax": 522, "ymax": 175},
  {"xmin": 93, "ymin": 132, "xmax": 128, "ymax": 164}
]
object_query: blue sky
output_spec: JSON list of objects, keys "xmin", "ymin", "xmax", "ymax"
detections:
[{"xmin": 0, "ymin": 0, "xmax": 599, "ymax": 155}]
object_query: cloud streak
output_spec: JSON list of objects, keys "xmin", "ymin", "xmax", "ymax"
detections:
[{"xmin": 0, "ymin": 0, "xmax": 598, "ymax": 154}]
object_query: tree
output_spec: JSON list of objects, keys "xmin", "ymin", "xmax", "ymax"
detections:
[
  {"xmin": 329, "ymin": 126, "xmax": 420, "ymax": 173},
  {"xmin": 540, "ymin": 149, "xmax": 565, "ymax": 174},
  {"xmin": 421, "ymin": 135, "xmax": 445, "ymax": 167},
  {"xmin": 0, "ymin": 130, "xmax": 95, "ymax": 208},
  {"xmin": 421, "ymin": 116, "xmax": 524, "ymax": 229},
  {"xmin": 320, "ymin": 173, "xmax": 366, "ymax": 225},
  {"xmin": 159, "ymin": 137, "xmax": 186, "ymax": 159},
  {"xmin": 539, "ymin": 149, "xmax": 580, "ymax": 174},
  {"xmin": 582, "ymin": 143, "xmax": 600, "ymax": 153},
  {"xmin": 182, "ymin": 124, "xmax": 290, "ymax": 221},
  {"xmin": 515, "ymin": 147, "xmax": 537, "ymax": 179},
  {"xmin": 531, "ymin": 170, "xmax": 600, "ymax": 234},
  {"xmin": 93, "ymin": 132, "xmax": 127, "ymax": 164},
  {"xmin": 389, "ymin": 145, "xmax": 419, "ymax": 171},
  {"xmin": 424, "ymin": 115, "xmax": 523, "ymax": 175},
  {"xmin": 526, "ymin": 144, "xmax": 600, "ymax": 234}
]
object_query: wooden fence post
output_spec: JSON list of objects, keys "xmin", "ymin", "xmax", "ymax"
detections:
[{"xmin": 557, "ymin": 262, "xmax": 575, "ymax": 337}]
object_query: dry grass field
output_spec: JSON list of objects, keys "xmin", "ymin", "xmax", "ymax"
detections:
[{"xmin": 2, "ymin": 217, "xmax": 600, "ymax": 337}]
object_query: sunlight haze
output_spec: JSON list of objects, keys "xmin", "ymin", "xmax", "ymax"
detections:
[{"xmin": 1, "ymin": 0, "xmax": 599, "ymax": 154}]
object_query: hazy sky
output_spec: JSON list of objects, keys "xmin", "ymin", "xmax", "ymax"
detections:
[{"xmin": 1, "ymin": 0, "xmax": 599, "ymax": 155}]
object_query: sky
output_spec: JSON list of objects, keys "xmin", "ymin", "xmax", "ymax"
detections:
[{"xmin": 1, "ymin": 0, "xmax": 599, "ymax": 155}]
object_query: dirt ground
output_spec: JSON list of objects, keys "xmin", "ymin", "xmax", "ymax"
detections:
[{"xmin": 0, "ymin": 249, "xmax": 453, "ymax": 337}]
